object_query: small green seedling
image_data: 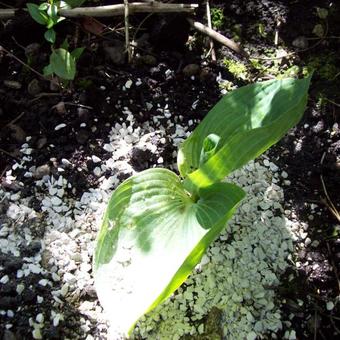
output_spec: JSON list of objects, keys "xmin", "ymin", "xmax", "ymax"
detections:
[
  {"xmin": 27, "ymin": 1, "xmax": 86, "ymax": 80},
  {"xmin": 43, "ymin": 39, "xmax": 84, "ymax": 81},
  {"xmin": 94, "ymin": 76, "xmax": 311, "ymax": 336}
]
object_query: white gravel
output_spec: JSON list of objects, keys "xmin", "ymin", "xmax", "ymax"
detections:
[{"xmin": 0, "ymin": 92, "xmax": 307, "ymax": 340}]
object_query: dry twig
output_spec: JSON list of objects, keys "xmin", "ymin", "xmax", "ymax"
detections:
[
  {"xmin": 187, "ymin": 18, "xmax": 249, "ymax": 58},
  {"xmin": 205, "ymin": 0, "xmax": 216, "ymax": 62}
]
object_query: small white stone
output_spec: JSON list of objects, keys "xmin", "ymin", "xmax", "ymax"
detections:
[
  {"xmin": 91, "ymin": 155, "xmax": 101, "ymax": 163},
  {"xmin": 281, "ymin": 171, "xmax": 288, "ymax": 178},
  {"xmin": 289, "ymin": 330, "xmax": 297, "ymax": 340},
  {"xmin": 326, "ymin": 301, "xmax": 334, "ymax": 310},
  {"xmin": 60, "ymin": 283, "xmax": 69, "ymax": 297},
  {"xmin": 53, "ymin": 313, "xmax": 62, "ymax": 327},
  {"xmin": 49, "ymin": 187, "xmax": 58, "ymax": 196},
  {"xmin": 7, "ymin": 310, "xmax": 14, "ymax": 318},
  {"xmin": 36, "ymin": 313, "xmax": 44, "ymax": 323},
  {"xmin": 52, "ymin": 273, "xmax": 60, "ymax": 282},
  {"xmin": 247, "ymin": 331, "xmax": 257, "ymax": 340},
  {"xmin": 38, "ymin": 279, "xmax": 49, "ymax": 286},
  {"xmin": 37, "ymin": 296, "xmax": 44, "ymax": 303},
  {"xmin": 0, "ymin": 275, "xmax": 9, "ymax": 284},
  {"xmin": 125, "ymin": 79, "xmax": 133, "ymax": 89},
  {"xmin": 93, "ymin": 167, "xmax": 102, "ymax": 177},
  {"xmin": 16, "ymin": 284, "xmax": 25, "ymax": 294},
  {"xmin": 54, "ymin": 123, "xmax": 66, "ymax": 131},
  {"xmin": 103, "ymin": 144, "xmax": 114, "ymax": 152},
  {"xmin": 51, "ymin": 197, "xmax": 62, "ymax": 206}
]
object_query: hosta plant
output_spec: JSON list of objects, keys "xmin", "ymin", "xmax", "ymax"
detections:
[{"xmin": 93, "ymin": 76, "xmax": 311, "ymax": 336}]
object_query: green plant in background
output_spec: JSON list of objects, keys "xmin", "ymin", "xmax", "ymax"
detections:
[
  {"xmin": 27, "ymin": 0, "xmax": 86, "ymax": 80},
  {"xmin": 210, "ymin": 7, "xmax": 225, "ymax": 29},
  {"xmin": 93, "ymin": 76, "xmax": 311, "ymax": 335},
  {"xmin": 223, "ymin": 59, "xmax": 249, "ymax": 80}
]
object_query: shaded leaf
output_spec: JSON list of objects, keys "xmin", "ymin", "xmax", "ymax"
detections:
[
  {"xmin": 50, "ymin": 48, "xmax": 76, "ymax": 80},
  {"xmin": 71, "ymin": 47, "xmax": 85, "ymax": 61},
  {"xmin": 27, "ymin": 3, "xmax": 49, "ymax": 25},
  {"xmin": 44, "ymin": 28, "xmax": 56, "ymax": 44}
]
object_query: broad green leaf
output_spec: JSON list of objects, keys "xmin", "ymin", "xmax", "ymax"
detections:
[
  {"xmin": 94, "ymin": 168, "xmax": 245, "ymax": 335},
  {"xmin": 178, "ymin": 76, "xmax": 311, "ymax": 189},
  {"xmin": 44, "ymin": 28, "xmax": 56, "ymax": 44},
  {"xmin": 50, "ymin": 48, "xmax": 76, "ymax": 80},
  {"xmin": 27, "ymin": 3, "xmax": 49, "ymax": 25}
]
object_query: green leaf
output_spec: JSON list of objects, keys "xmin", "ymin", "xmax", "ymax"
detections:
[
  {"xmin": 38, "ymin": 3, "xmax": 49, "ymax": 11},
  {"xmin": 27, "ymin": 3, "xmax": 49, "ymax": 25},
  {"xmin": 94, "ymin": 168, "xmax": 245, "ymax": 335},
  {"xmin": 44, "ymin": 28, "xmax": 56, "ymax": 43},
  {"xmin": 50, "ymin": 48, "xmax": 76, "ymax": 80},
  {"xmin": 178, "ymin": 76, "xmax": 311, "ymax": 189},
  {"xmin": 43, "ymin": 64, "xmax": 53, "ymax": 76},
  {"xmin": 71, "ymin": 47, "xmax": 85, "ymax": 61},
  {"xmin": 200, "ymin": 133, "xmax": 220, "ymax": 166},
  {"xmin": 60, "ymin": 38, "xmax": 69, "ymax": 50}
]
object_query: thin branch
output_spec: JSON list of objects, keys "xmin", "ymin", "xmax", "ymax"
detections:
[
  {"xmin": 124, "ymin": 0, "xmax": 131, "ymax": 63},
  {"xmin": 205, "ymin": 0, "xmax": 216, "ymax": 62},
  {"xmin": 0, "ymin": 45, "xmax": 51, "ymax": 82},
  {"xmin": 187, "ymin": 18, "xmax": 249, "ymax": 58}
]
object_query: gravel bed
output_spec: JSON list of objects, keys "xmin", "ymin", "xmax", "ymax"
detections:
[{"xmin": 0, "ymin": 92, "xmax": 309, "ymax": 340}]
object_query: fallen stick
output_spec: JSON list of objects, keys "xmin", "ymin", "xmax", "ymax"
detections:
[
  {"xmin": 59, "ymin": 2, "xmax": 198, "ymax": 17},
  {"xmin": 0, "ymin": 8, "xmax": 14, "ymax": 18},
  {"xmin": 0, "ymin": 3, "xmax": 198, "ymax": 19},
  {"xmin": 187, "ymin": 18, "xmax": 249, "ymax": 58}
]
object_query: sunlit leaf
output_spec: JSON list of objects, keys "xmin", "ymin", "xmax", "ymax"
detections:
[
  {"xmin": 94, "ymin": 168, "xmax": 244, "ymax": 335},
  {"xmin": 178, "ymin": 76, "xmax": 311, "ymax": 190}
]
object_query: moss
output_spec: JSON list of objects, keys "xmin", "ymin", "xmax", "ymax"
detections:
[
  {"xmin": 223, "ymin": 59, "xmax": 248, "ymax": 80},
  {"xmin": 210, "ymin": 7, "xmax": 225, "ymax": 30}
]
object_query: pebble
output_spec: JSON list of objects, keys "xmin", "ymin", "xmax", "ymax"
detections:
[
  {"xmin": 326, "ymin": 301, "xmax": 334, "ymax": 311},
  {"xmin": 92, "ymin": 155, "xmax": 101, "ymax": 163},
  {"xmin": 36, "ymin": 313, "xmax": 44, "ymax": 323},
  {"xmin": 34, "ymin": 164, "xmax": 51, "ymax": 179},
  {"xmin": 54, "ymin": 123, "xmax": 67, "ymax": 131},
  {"xmin": 125, "ymin": 80, "xmax": 133, "ymax": 89},
  {"xmin": 51, "ymin": 197, "xmax": 62, "ymax": 206}
]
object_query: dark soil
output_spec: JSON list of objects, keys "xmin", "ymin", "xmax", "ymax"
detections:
[{"xmin": 0, "ymin": 0, "xmax": 339, "ymax": 339}]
